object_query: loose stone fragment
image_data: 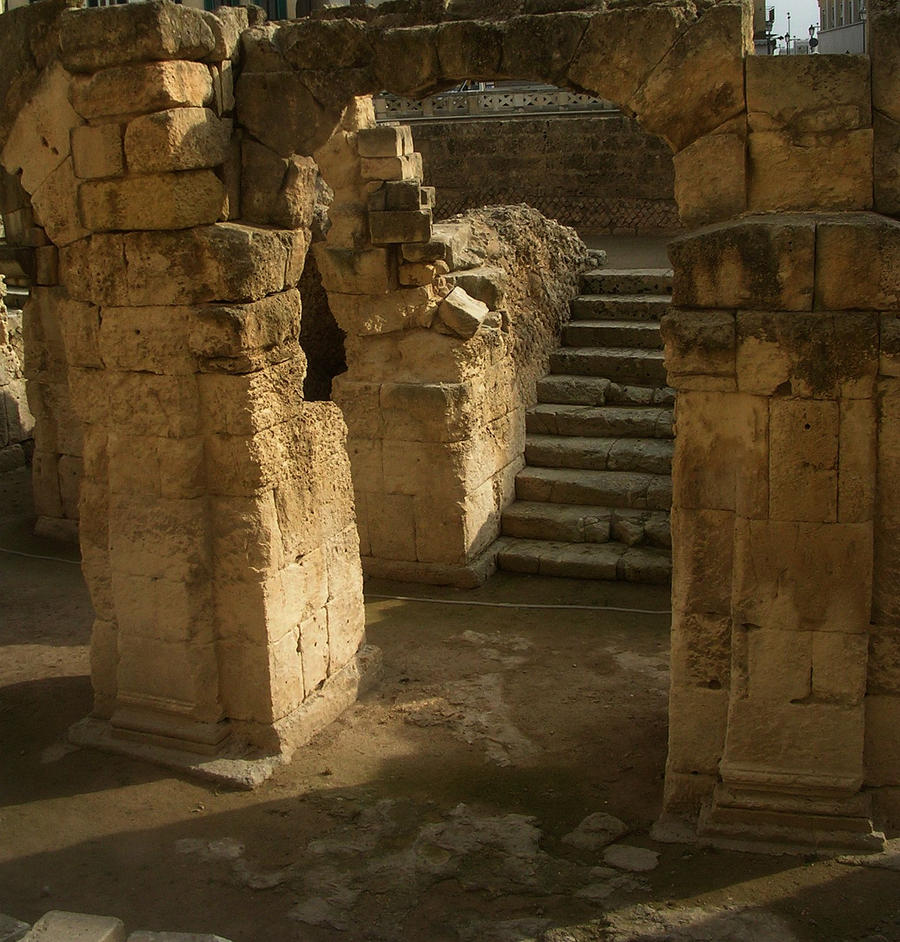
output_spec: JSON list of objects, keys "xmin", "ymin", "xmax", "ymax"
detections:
[
  {"xmin": 21, "ymin": 911, "xmax": 125, "ymax": 942},
  {"xmin": 602, "ymin": 844, "xmax": 660, "ymax": 872},
  {"xmin": 437, "ymin": 286, "xmax": 489, "ymax": 339},
  {"xmin": 561, "ymin": 812, "xmax": 629, "ymax": 851}
]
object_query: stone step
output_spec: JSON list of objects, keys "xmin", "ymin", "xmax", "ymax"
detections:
[
  {"xmin": 563, "ymin": 319, "xmax": 662, "ymax": 350},
  {"xmin": 515, "ymin": 466, "xmax": 672, "ymax": 511},
  {"xmin": 496, "ymin": 537, "xmax": 671, "ymax": 583},
  {"xmin": 550, "ymin": 346, "xmax": 668, "ymax": 385},
  {"xmin": 525, "ymin": 434, "xmax": 673, "ymax": 475},
  {"xmin": 501, "ymin": 501, "xmax": 671, "ymax": 548},
  {"xmin": 571, "ymin": 294, "xmax": 671, "ymax": 322},
  {"xmin": 536, "ymin": 374, "xmax": 675, "ymax": 408},
  {"xmin": 581, "ymin": 268, "xmax": 673, "ymax": 296},
  {"xmin": 526, "ymin": 403, "xmax": 673, "ymax": 438}
]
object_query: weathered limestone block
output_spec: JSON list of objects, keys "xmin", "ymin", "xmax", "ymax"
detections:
[
  {"xmin": 314, "ymin": 245, "xmax": 394, "ymax": 295},
  {"xmin": 661, "ymin": 308, "xmax": 735, "ymax": 383},
  {"xmin": 628, "ymin": 4, "xmax": 748, "ymax": 152},
  {"xmin": 839, "ymin": 398, "xmax": 877, "ymax": 523},
  {"xmin": 735, "ymin": 311, "xmax": 878, "ymax": 399},
  {"xmin": 124, "ymin": 107, "xmax": 231, "ymax": 174},
  {"xmin": 769, "ymin": 398, "xmax": 838, "ymax": 523},
  {"xmin": 874, "ymin": 111, "xmax": 900, "ymax": 217},
  {"xmin": 670, "ymin": 506, "xmax": 734, "ymax": 615},
  {"xmin": 870, "ymin": 0, "xmax": 900, "ymax": 124},
  {"xmin": 437, "ymin": 286, "xmax": 489, "ymax": 339},
  {"xmin": 667, "ymin": 684, "xmax": 728, "ymax": 776},
  {"xmin": 0, "ymin": 0, "xmax": 74, "ymax": 151},
  {"xmin": 372, "ymin": 26, "xmax": 441, "ymax": 98},
  {"xmin": 276, "ymin": 17, "xmax": 372, "ymax": 73},
  {"xmin": 732, "ymin": 518, "xmax": 873, "ymax": 633},
  {"xmin": 436, "ymin": 19, "xmax": 503, "ymax": 80},
  {"xmin": 59, "ymin": 2, "xmax": 216, "ymax": 74},
  {"xmin": 723, "ymin": 697, "xmax": 867, "ymax": 790},
  {"xmin": 78, "ymin": 171, "xmax": 226, "ymax": 232},
  {"xmin": 368, "ymin": 180, "xmax": 433, "ymax": 213},
  {"xmin": 69, "ymin": 61, "xmax": 214, "ymax": 121},
  {"xmin": 673, "ymin": 123, "xmax": 746, "ymax": 228},
  {"xmin": 357, "ymin": 125, "xmax": 412, "ymax": 159},
  {"xmin": 747, "ymin": 54, "xmax": 871, "ymax": 134},
  {"xmin": 201, "ymin": 5, "xmax": 249, "ymax": 63},
  {"xmin": 0, "ymin": 62, "xmax": 82, "ymax": 194},
  {"xmin": 567, "ymin": 5, "xmax": 685, "ymax": 108},
  {"xmin": 189, "ymin": 290, "xmax": 302, "ymax": 368},
  {"xmin": 360, "ymin": 153, "xmax": 423, "ymax": 182},
  {"xmin": 671, "ymin": 390, "xmax": 768, "ymax": 516},
  {"xmin": 35, "ymin": 244, "xmax": 59, "ymax": 285},
  {"xmin": 123, "ymin": 224, "xmax": 299, "ymax": 305},
  {"xmin": 501, "ymin": 12, "xmax": 589, "ymax": 86},
  {"xmin": 815, "ymin": 214, "xmax": 900, "ymax": 311},
  {"xmin": 369, "ymin": 209, "xmax": 433, "ymax": 245},
  {"xmin": 402, "ymin": 221, "xmax": 471, "ymax": 268},
  {"xmin": 71, "ymin": 124, "xmax": 125, "ymax": 181},
  {"xmin": 670, "ymin": 216, "xmax": 815, "ymax": 311},
  {"xmin": 866, "ymin": 695, "xmax": 900, "ymax": 785},
  {"xmin": 241, "ymin": 141, "xmax": 317, "ymax": 230},
  {"xmin": 58, "ymin": 295, "xmax": 101, "ymax": 369},
  {"xmin": 329, "ymin": 287, "xmax": 436, "ymax": 335},
  {"xmin": 748, "ymin": 129, "xmax": 873, "ymax": 213},
  {"xmin": 98, "ymin": 306, "xmax": 194, "ymax": 375},
  {"xmin": 59, "ymin": 233, "xmax": 128, "ymax": 306},
  {"xmin": 198, "ymin": 359, "xmax": 306, "ymax": 437},
  {"xmin": 869, "ymin": 624, "xmax": 900, "ymax": 695},
  {"xmin": 669, "ymin": 611, "xmax": 732, "ymax": 692},
  {"xmin": 236, "ymin": 71, "xmax": 337, "ymax": 158},
  {"xmin": 31, "ymin": 158, "xmax": 87, "ymax": 246},
  {"xmin": 22, "ymin": 911, "xmax": 125, "ymax": 942}
]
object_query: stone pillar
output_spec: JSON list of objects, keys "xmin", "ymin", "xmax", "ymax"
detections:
[
  {"xmin": 663, "ymin": 214, "xmax": 889, "ymax": 851},
  {"xmin": 0, "ymin": 2, "xmax": 369, "ymax": 777}
]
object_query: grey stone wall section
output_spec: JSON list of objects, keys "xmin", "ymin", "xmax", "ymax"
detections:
[{"xmin": 411, "ymin": 113, "xmax": 679, "ymax": 234}]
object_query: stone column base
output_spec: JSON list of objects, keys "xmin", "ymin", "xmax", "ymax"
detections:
[
  {"xmin": 697, "ymin": 783, "xmax": 885, "ymax": 855},
  {"xmin": 361, "ymin": 541, "xmax": 500, "ymax": 588},
  {"xmin": 69, "ymin": 644, "xmax": 382, "ymax": 789}
]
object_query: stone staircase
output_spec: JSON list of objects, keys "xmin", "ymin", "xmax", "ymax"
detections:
[{"xmin": 497, "ymin": 266, "xmax": 674, "ymax": 583}]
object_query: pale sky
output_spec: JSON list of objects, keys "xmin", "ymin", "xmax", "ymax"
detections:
[{"xmin": 773, "ymin": 0, "xmax": 823, "ymax": 38}]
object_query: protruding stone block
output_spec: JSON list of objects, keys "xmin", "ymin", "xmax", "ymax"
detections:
[
  {"xmin": 815, "ymin": 214, "xmax": 900, "ymax": 311},
  {"xmin": 69, "ymin": 60, "xmax": 214, "ymax": 120},
  {"xmin": 357, "ymin": 124, "xmax": 413, "ymax": 158},
  {"xmin": 670, "ymin": 216, "xmax": 815, "ymax": 311},
  {"xmin": 314, "ymin": 246, "xmax": 394, "ymax": 295},
  {"xmin": 369, "ymin": 209, "xmax": 432, "ymax": 245},
  {"xmin": 360, "ymin": 153, "xmax": 423, "ymax": 182},
  {"xmin": 59, "ymin": 2, "xmax": 217, "ymax": 73},
  {"xmin": 437, "ymin": 286, "xmax": 489, "ymax": 339}
]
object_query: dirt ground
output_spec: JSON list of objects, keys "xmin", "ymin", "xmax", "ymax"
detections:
[{"xmin": 2, "ymin": 465, "xmax": 899, "ymax": 942}]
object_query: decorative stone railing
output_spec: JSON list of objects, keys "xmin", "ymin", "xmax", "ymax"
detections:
[{"xmin": 375, "ymin": 86, "xmax": 618, "ymax": 122}]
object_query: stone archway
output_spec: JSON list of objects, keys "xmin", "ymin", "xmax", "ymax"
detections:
[{"xmin": 1, "ymin": 0, "xmax": 899, "ymax": 849}]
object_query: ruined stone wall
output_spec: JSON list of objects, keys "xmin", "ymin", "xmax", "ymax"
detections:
[
  {"xmin": 310, "ymin": 108, "xmax": 589, "ymax": 584},
  {"xmin": 0, "ymin": 276, "xmax": 34, "ymax": 471},
  {"xmin": 411, "ymin": 113, "xmax": 679, "ymax": 234}
]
